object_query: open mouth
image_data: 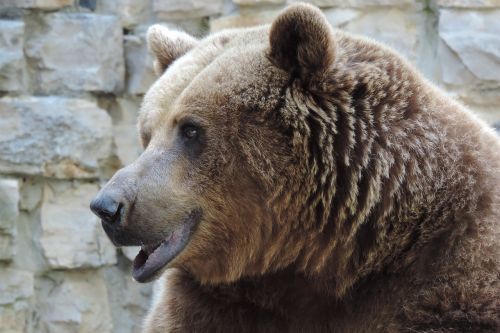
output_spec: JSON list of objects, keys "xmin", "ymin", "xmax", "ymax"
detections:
[{"xmin": 132, "ymin": 210, "xmax": 200, "ymax": 283}]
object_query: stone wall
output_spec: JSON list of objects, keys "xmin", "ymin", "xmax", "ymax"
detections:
[{"xmin": 0, "ymin": 1, "xmax": 499, "ymax": 332}]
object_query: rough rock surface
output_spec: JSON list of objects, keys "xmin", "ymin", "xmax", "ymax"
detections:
[
  {"xmin": 108, "ymin": 98, "xmax": 143, "ymax": 166},
  {"xmin": 437, "ymin": 0, "xmax": 500, "ymax": 7},
  {"xmin": 0, "ymin": 0, "xmax": 73, "ymax": 9},
  {"xmin": 153, "ymin": 0, "xmax": 224, "ymax": 19},
  {"xmin": 0, "ymin": 268, "xmax": 34, "ymax": 333},
  {"xmin": 0, "ymin": 268, "xmax": 34, "ymax": 305},
  {"xmin": 438, "ymin": 9, "xmax": 500, "ymax": 87},
  {"xmin": 97, "ymin": 0, "xmax": 150, "ymax": 28},
  {"xmin": 25, "ymin": 13, "xmax": 124, "ymax": 94},
  {"xmin": 35, "ymin": 270, "xmax": 113, "ymax": 333},
  {"xmin": 101, "ymin": 265, "xmax": 153, "ymax": 333},
  {"xmin": 0, "ymin": 179, "xmax": 19, "ymax": 261},
  {"xmin": 0, "ymin": 20, "xmax": 24, "ymax": 92},
  {"xmin": 40, "ymin": 182, "xmax": 116, "ymax": 269},
  {"xmin": 332, "ymin": 8, "xmax": 419, "ymax": 62},
  {"xmin": 288, "ymin": 0, "xmax": 414, "ymax": 8},
  {"xmin": 234, "ymin": 0, "xmax": 285, "ymax": 4},
  {"xmin": 0, "ymin": 97, "xmax": 113, "ymax": 179},
  {"xmin": 125, "ymin": 33, "xmax": 156, "ymax": 95},
  {"xmin": 210, "ymin": 10, "xmax": 280, "ymax": 31}
]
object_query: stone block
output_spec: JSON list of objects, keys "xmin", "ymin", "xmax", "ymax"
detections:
[
  {"xmin": 25, "ymin": 13, "xmax": 124, "ymax": 93},
  {"xmin": 158, "ymin": 18, "xmax": 210, "ymax": 37},
  {"xmin": 124, "ymin": 33, "xmax": 156, "ymax": 95},
  {"xmin": 0, "ymin": 236, "xmax": 13, "ymax": 262},
  {"xmin": 0, "ymin": 97, "xmax": 113, "ymax": 179},
  {"xmin": 210, "ymin": 10, "xmax": 279, "ymax": 31},
  {"xmin": 0, "ymin": 306, "xmax": 32, "ymax": 333},
  {"xmin": 326, "ymin": 8, "xmax": 419, "ymax": 62},
  {"xmin": 437, "ymin": 0, "xmax": 500, "ymax": 7},
  {"xmin": 101, "ymin": 265, "xmax": 152, "ymax": 333},
  {"xmin": 0, "ymin": 267, "xmax": 34, "ymax": 333},
  {"xmin": 97, "ymin": 0, "xmax": 151, "ymax": 29},
  {"xmin": 438, "ymin": 9, "xmax": 500, "ymax": 87},
  {"xmin": 0, "ymin": 179, "xmax": 19, "ymax": 261},
  {"xmin": 324, "ymin": 8, "xmax": 361, "ymax": 27},
  {"xmin": 108, "ymin": 97, "xmax": 143, "ymax": 166},
  {"xmin": 0, "ymin": 20, "xmax": 24, "ymax": 92},
  {"xmin": 35, "ymin": 270, "xmax": 113, "ymax": 333},
  {"xmin": 10, "ymin": 211, "xmax": 47, "ymax": 274},
  {"xmin": 12, "ymin": 181, "xmax": 46, "ymax": 273},
  {"xmin": 40, "ymin": 182, "xmax": 116, "ymax": 269},
  {"xmin": 0, "ymin": 267, "xmax": 33, "ymax": 305},
  {"xmin": 286, "ymin": 0, "xmax": 413, "ymax": 8},
  {"xmin": 0, "ymin": 0, "xmax": 73, "ymax": 9},
  {"xmin": 456, "ymin": 89, "xmax": 500, "ymax": 124},
  {"xmin": 234, "ymin": 0, "xmax": 285, "ymax": 4},
  {"xmin": 153, "ymin": 0, "xmax": 224, "ymax": 19}
]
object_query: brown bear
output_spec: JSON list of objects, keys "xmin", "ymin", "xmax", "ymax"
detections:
[{"xmin": 90, "ymin": 3, "xmax": 500, "ymax": 332}]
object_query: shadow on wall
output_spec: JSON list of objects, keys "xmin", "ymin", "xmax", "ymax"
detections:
[{"xmin": 0, "ymin": 0, "xmax": 500, "ymax": 332}]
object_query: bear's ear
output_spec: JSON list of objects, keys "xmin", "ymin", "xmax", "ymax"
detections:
[
  {"xmin": 269, "ymin": 3, "xmax": 335, "ymax": 76},
  {"xmin": 147, "ymin": 25, "xmax": 199, "ymax": 75}
]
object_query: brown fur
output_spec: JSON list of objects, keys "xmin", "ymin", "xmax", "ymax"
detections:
[
  {"xmin": 98, "ymin": 3, "xmax": 500, "ymax": 332},
  {"xmin": 147, "ymin": 25, "xmax": 199, "ymax": 75}
]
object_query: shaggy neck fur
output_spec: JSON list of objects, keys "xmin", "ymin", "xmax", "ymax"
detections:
[{"xmin": 259, "ymin": 45, "xmax": 487, "ymax": 299}]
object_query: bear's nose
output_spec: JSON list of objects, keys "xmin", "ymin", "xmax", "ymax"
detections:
[{"xmin": 90, "ymin": 194, "xmax": 121, "ymax": 225}]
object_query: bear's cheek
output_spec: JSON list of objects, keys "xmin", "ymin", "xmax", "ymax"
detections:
[{"xmin": 169, "ymin": 189, "xmax": 274, "ymax": 283}]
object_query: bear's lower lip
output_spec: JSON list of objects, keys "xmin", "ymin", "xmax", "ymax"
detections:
[{"xmin": 132, "ymin": 211, "xmax": 200, "ymax": 283}]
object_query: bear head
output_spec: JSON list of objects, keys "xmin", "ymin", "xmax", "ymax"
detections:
[{"xmin": 90, "ymin": 3, "xmax": 409, "ymax": 296}]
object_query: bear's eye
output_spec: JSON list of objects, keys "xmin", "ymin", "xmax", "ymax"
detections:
[
  {"xmin": 177, "ymin": 120, "xmax": 205, "ymax": 156},
  {"xmin": 180, "ymin": 123, "xmax": 199, "ymax": 140}
]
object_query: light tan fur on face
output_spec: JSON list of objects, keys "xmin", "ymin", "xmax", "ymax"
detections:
[
  {"xmin": 140, "ymin": 28, "xmax": 235, "ymax": 149},
  {"xmin": 147, "ymin": 25, "xmax": 199, "ymax": 75}
]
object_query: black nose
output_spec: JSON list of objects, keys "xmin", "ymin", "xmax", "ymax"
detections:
[{"xmin": 90, "ymin": 194, "xmax": 121, "ymax": 225}]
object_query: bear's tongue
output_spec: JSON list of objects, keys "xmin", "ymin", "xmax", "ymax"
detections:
[{"xmin": 132, "ymin": 223, "xmax": 191, "ymax": 283}]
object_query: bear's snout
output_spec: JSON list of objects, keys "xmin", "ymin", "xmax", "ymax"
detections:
[
  {"xmin": 89, "ymin": 165, "xmax": 141, "ymax": 246},
  {"xmin": 89, "ymin": 151, "xmax": 204, "ymax": 282}
]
